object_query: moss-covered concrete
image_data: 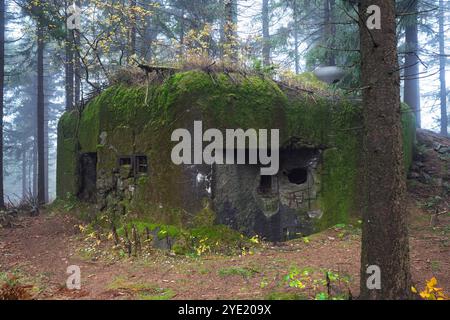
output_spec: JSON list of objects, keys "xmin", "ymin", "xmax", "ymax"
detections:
[
  {"xmin": 56, "ymin": 70, "xmax": 416, "ymax": 240},
  {"xmin": 56, "ymin": 110, "xmax": 80, "ymax": 199}
]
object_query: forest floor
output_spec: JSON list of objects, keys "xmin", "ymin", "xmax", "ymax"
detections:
[{"xmin": 0, "ymin": 130, "xmax": 449, "ymax": 300}]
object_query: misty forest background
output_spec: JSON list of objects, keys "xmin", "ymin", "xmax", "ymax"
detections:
[{"xmin": 0, "ymin": 0, "xmax": 448, "ymax": 205}]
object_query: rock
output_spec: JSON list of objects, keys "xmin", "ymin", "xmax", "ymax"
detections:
[
  {"xmin": 408, "ymin": 171, "xmax": 420, "ymax": 179},
  {"xmin": 150, "ymin": 228, "xmax": 174, "ymax": 250},
  {"xmin": 433, "ymin": 142, "xmax": 443, "ymax": 152},
  {"xmin": 415, "ymin": 161, "xmax": 425, "ymax": 168},
  {"xmin": 419, "ymin": 172, "xmax": 432, "ymax": 184},
  {"xmin": 0, "ymin": 213, "xmax": 13, "ymax": 228}
]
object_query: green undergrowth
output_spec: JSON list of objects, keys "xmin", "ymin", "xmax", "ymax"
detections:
[
  {"xmin": 107, "ymin": 276, "xmax": 175, "ymax": 300},
  {"xmin": 47, "ymin": 194, "xmax": 97, "ymax": 222},
  {"xmin": 217, "ymin": 266, "xmax": 259, "ymax": 278},
  {"xmin": 115, "ymin": 219, "xmax": 255, "ymax": 256}
]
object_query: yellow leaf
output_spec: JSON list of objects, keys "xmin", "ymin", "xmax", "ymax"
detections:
[
  {"xmin": 420, "ymin": 291, "xmax": 430, "ymax": 299},
  {"xmin": 427, "ymin": 277, "xmax": 437, "ymax": 289}
]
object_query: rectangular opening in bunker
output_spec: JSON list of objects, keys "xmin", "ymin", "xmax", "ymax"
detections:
[
  {"xmin": 119, "ymin": 156, "xmax": 132, "ymax": 167},
  {"xmin": 258, "ymin": 175, "xmax": 273, "ymax": 195},
  {"xmin": 78, "ymin": 152, "xmax": 98, "ymax": 202},
  {"xmin": 118, "ymin": 155, "xmax": 149, "ymax": 176},
  {"xmin": 135, "ymin": 155, "xmax": 148, "ymax": 174}
]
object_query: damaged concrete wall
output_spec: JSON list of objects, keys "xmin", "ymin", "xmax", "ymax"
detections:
[{"xmin": 56, "ymin": 70, "xmax": 416, "ymax": 241}]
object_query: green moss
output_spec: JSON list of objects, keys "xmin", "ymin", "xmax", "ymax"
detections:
[
  {"xmin": 217, "ymin": 266, "xmax": 258, "ymax": 278},
  {"xmin": 266, "ymin": 291, "xmax": 307, "ymax": 300},
  {"xmin": 286, "ymin": 95, "xmax": 362, "ymax": 230},
  {"xmin": 192, "ymin": 202, "xmax": 216, "ymax": 227},
  {"xmin": 117, "ymin": 221, "xmax": 183, "ymax": 240},
  {"xmin": 56, "ymin": 111, "xmax": 80, "ymax": 199},
  {"xmin": 189, "ymin": 225, "xmax": 250, "ymax": 254},
  {"xmin": 107, "ymin": 276, "xmax": 175, "ymax": 300},
  {"xmin": 56, "ymin": 70, "xmax": 416, "ymax": 239}
]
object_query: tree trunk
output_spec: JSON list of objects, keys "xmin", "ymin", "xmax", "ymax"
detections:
[
  {"xmin": 323, "ymin": 0, "xmax": 335, "ymax": 66},
  {"xmin": 262, "ymin": 0, "xmax": 271, "ymax": 66},
  {"xmin": 30, "ymin": 145, "xmax": 35, "ymax": 195},
  {"xmin": 22, "ymin": 149, "xmax": 27, "ymax": 198},
  {"xmin": 224, "ymin": 0, "xmax": 238, "ymax": 62},
  {"xmin": 359, "ymin": 0, "xmax": 411, "ymax": 299},
  {"xmin": 44, "ymin": 69, "xmax": 49, "ymax": 203},
  {"xmin": 129, "ymin": 0, "xmax": 137, "ymax": 62},
  {"xmin": 179, "ymin": 8, "xmax": 185, "ymax": 57},
  {"xmin": 403, "ymin": 0, "xmax": 421, "ymax": 128},
  {"xmin": 293, "ymin": 0, "xmax": 300, "ymax": 74},
  {"xmin": 65, "ymin": 1, "xmax": 74, "ymax": 111},
  {"xmin": 439, "ymin": 0, "xmax": 448, "ymax": 136},
  {"xmin": 37, "ymin": 20, "xmax": 46, "ymax": 204},
  {"xmin": 0, "ymin": 0, "xmax": 4, "ymax": 208},
  {"xmin": 74, "ymin": 30, "xmax": 81, "ymax": 106},
  {"xmin": 142, "ymin": 8, "xmax": 156, "ymax": 62},
  {"xmin": 74, "ymin": 0, "xmax": 82, "ymax": 106}
]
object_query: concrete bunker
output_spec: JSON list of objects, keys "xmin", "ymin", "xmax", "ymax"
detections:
[
  {"xmin": 56, "ymin": 70, "xmax": 415, "ymax": 242},
  {"xmin": 78, "ymin": 152, "xmax": 98, "ymax": 203},
  {"xmin": 212, "ymin": 145, "xmax": 322, "ymax": 241}
]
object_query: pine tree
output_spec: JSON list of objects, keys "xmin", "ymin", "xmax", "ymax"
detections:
[{"xmin": 359, "ymin": 0, "xmax": 411, "ymax": 299}]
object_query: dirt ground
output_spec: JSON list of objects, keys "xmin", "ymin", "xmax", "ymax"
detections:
[
  {"xmin": 0, "ymin": 196, "xmax": 448, "ymax": 300},
  {"xmin": 0, "ymin": 130, "xmax": 449, "ymax": 300}
]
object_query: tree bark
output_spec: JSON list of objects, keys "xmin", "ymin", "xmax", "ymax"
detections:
[
  {"xmin": 323, "ymin": 0, "xmax": 335, "ymax": 66},
  {"xmin": 129, "ymin": 0, "xmax": 137, "ymax": 62},
  {"xmin": 30, "ymin": 143, "xmax": 35, "ymax": 195},
  {"xmin": 0, "ymin": 0, "xmax": 5, "ymax": 208},
  {"xmin": 74, "ymin": 0, "xmax": 81, "ymax": 107},
  {"xmin": 293, "ymin": 0, "xmax": 300, "ymax": 74},
  {"xmin": 74, "ymin": 30, "xmax": 81, "ymax": 106},
  {"xmin": 403, "ymin": 0, "xmax": 421, "ymax": 128},
  {"xmin": 262, "ymin": 0, "xmax": 271, "ymax": 66},
  {"xmin": 65, "ymin": 0, "xmax": 74, "ymax": 111},
  {"xmin": 22, "ymin": 148, "xmax": 27, "ymax": 198},
  {"xmin": 37, "ymin": 19, "xmax": 46, "ymax": 204},
  {"xmin": 224, "ymin": 0, "xmax": 238, "ymax": 62},
  {"xmin": 359, "ymin": 0, "xmax": 411, "ymax": 299},
  {"xmin": 439, "ymin": 0, "xmax": 448, "ymax": 136}
]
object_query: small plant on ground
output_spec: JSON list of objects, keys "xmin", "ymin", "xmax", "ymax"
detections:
[
  {"xmin": 412, "ymin": 277, "xmax": 448, "ymax": 300},
  {"xmin": 218, "ymin": 266, "xmax": 259, "ymax": 278}
]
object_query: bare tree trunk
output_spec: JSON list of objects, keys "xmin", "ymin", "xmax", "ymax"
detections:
[
  {"xmin": 142, "ymin": 6, "xmax": 157, "ymax": 62},
  {"xmin": 74, "ymin": 30, "xmax": 81, "ymax": 106},
  {"xmin": 224, "ymin": 0, "xmax": 238, "ymax": 62},
  {"xmin": 439, "ymin": 0, "xmax": 448, "ymax": 136},
  {"xmin": 22, "ymin": 149, "xmax": 27, "ymax": 198},
  {"xmin": 65, "ymin": 1, "xmax": 74, "ymax": 111},
  {"xmin": 44, "ymin": 90, "xmax": 49, "ymax": 203},
  {"xmin": 0, "ymin": 0, "xmax": 5, "ymax": 208},
  {"xmin": 129, "ymin": 0, "xmax": 137, "ymax": 62},
  {"xmin": 323, "ymin": 0, "xmax": 335, "ymax": 66},
  {"xmin": 293, "ymin": 0, "xmax": 300, "ymax": 74},
  {"xmin": 359, "ymin": 0, "xmax": 411, "ymax": 299},
  {"xmin": 403, "ymin": 0, "xmax": 421, "ymax": 128},
  {"xmin": 29, "ymin": 146, "xmax": 34, "ymax": 195},
  {"xmin": 37, "ymin": 19, "xmax": 46, "ymax": 204},
  {"xmin": 179, "ymin": 8, "xmax": 185, "ymax": 57},
  {"xmin": 262, "ymin": 0, "xmax": 271, "ymax": 66},
  {"xmin": 74, "ymin": 0, "xmax": 82, "ymax": 106}
]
